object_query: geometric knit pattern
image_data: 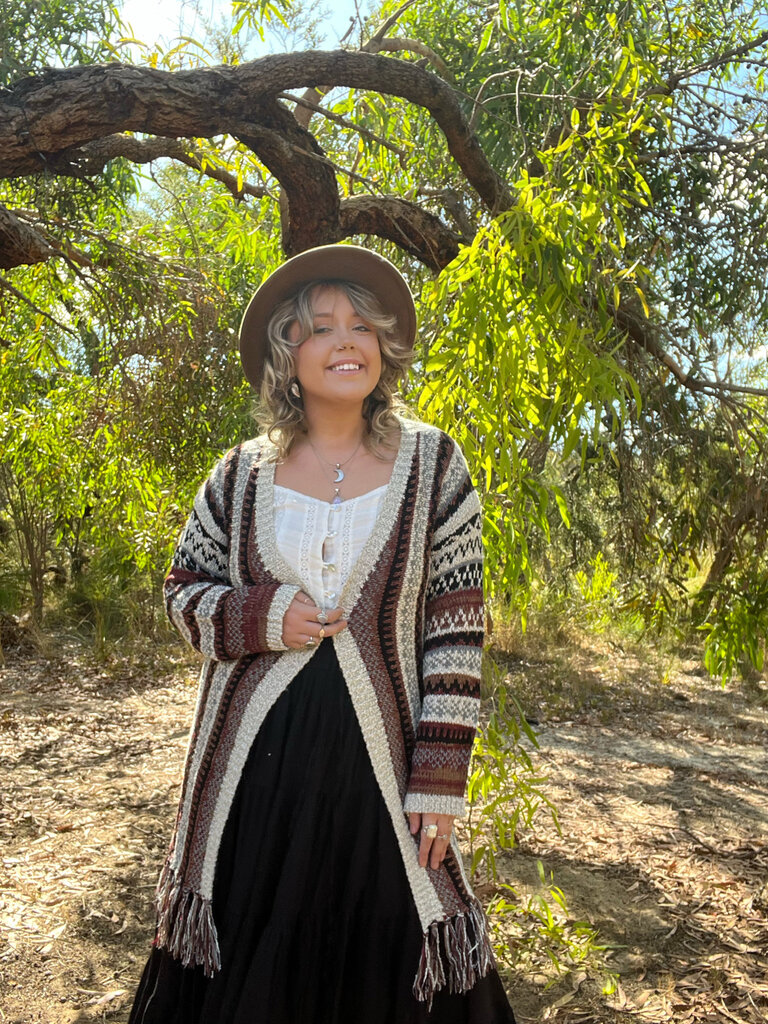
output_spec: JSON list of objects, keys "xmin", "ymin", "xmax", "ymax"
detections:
[{"xmin": 154, "ymin": 415, "xmax": 492, "ymax": 1006}]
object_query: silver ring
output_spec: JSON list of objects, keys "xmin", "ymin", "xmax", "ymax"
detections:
[
  {"xmin": 305, "ymin": 638, "xmax": 316, "ymax": 647},
  {"xmin": 422, "ymin": 824, "xmax": 438, "ymax": 839},
  {"xmin": 437, "ymin": 833, "xmax": 450, "ymax": 841},
  {"xmin": 316, "ymin": 610, "xmax": 328, "ymax": 624}
]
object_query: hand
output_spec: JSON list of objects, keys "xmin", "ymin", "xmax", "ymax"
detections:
[
  {"xmin": 282, "ymin": 591, "xmax": 347, "ymax": 649},
  {"xmin": 407, "ymin": 812, "xmax": 455, "ymax": 870}
]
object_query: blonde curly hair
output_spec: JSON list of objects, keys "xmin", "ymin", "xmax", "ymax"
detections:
[{"xmin": 256, "ymin": 280, "xmax": 414, "ymax": 460}]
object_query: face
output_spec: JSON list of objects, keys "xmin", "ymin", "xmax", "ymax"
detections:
[{"xmin": 289, "ymin": 285, "xmax": 383, "ymax": 406}]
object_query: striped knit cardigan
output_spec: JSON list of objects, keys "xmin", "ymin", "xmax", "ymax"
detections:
[{"xmin": 154, "ymin": 415, "xmax": 494, "ymax": 1006}]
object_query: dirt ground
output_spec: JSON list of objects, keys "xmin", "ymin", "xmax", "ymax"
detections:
[{"xmin": 0, "ymin": 630, "xmax": 766, "ymax": 1023}]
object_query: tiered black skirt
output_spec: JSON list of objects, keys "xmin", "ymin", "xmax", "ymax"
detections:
[{"xmin": 129, "ymin": 638, "xmax": 516, "ymax": 1024}]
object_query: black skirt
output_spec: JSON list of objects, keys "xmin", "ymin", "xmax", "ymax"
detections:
[{"xmin": 129, "ymin": 638, "xmax": 516, "ymax": 1024}]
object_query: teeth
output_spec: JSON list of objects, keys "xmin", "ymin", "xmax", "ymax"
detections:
[{"xmin": 331, "ymin": 363, "xmax": 361, "ymax": 371}]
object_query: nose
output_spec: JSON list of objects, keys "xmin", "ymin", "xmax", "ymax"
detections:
[{"xmin": 335, "ymin": 327, "xmax": 356, "ymax": 348}]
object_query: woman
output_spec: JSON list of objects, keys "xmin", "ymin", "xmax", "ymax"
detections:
[{"xmin": 129, "ymin": 244, "xmax": 516, "ymax": 1024}]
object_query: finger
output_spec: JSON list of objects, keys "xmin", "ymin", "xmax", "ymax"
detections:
[
  {"xmin": 297, "ymin": 606, "xmax": 343, "ymax": 628},
  {"xmin": 418, "ymin": 820, "xmax": 437, "ymax": 868},
  {"xmin": 292, "ymin": 620, "xmax": 347, "ymax": 648},
  {"xmin": 317, "ymin": 606, "xmax": 345, "ymax": 624},
  {"xmin": 321, "ymin": 618, "xmax": 347, "ymax": 636},
  {"xmin": 305, "ymin": 617, "xmax": 347, "ymax": 637},
  {"xmin": 408, "ymin": 812, "xmax": 421, "ymax": 836},
  {"xmin": 429, "ymin": 836, "xmax": 450, "ymax": 870}
]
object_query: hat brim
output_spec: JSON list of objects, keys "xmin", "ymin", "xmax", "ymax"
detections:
[{"xmin": 239, "ymin": 244, "xmax": 417, "ymax": 391}]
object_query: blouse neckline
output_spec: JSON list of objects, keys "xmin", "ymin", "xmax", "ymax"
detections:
[
  {"xmin": 273, "ymin": 482, "xmax": 388, "ymax": 504},
  {"xmin": 255, "ymin": 416, "xmax": 418, "ymax": 613}
]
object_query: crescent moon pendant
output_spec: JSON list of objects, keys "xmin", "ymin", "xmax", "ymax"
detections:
[{"xmin": 334, "ymin": 468, "xmax": 344, "ymax": 482}]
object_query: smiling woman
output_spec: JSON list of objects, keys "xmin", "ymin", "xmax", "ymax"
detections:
[{"xmin": 127, "ymin": 244, "xmax": 517, "ymax": 1024}]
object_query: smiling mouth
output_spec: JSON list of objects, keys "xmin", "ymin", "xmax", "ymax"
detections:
[{"xmin": 328, "ymin": 363, "xmax": 364, "ymax": 373}]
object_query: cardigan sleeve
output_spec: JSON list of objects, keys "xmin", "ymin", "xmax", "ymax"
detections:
[
  {"xmin": 164, "ymin": 447, "xmax": 300, "ymax": 660},
  {"xmin": 403, "ymin": 438, "xmax": 485, "ymax": 818}
]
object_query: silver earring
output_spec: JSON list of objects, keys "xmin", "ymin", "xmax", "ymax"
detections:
[{"xmin": 290, "ymin": 379, "xmax": 300, "ymax": 397}]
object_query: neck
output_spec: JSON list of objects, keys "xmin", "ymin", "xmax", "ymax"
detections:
[{"xmin": 300, "ymin": 396, "xmax": 367, "ymax": 455}]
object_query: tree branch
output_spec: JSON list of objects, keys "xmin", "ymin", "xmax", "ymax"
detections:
[
  {"xmin": 67, "ymin": 134, "xmax": 269, "ymax": 200},
  {"xmin": 0, "ymin": 272, "xmax": 77, "ymax": 336},
  {"xmin": 339, "ymin": 195, "xmax": 461, "ymax": 270},
  {"xmin": 615, "ymin": 305, "xmax": 768, "ymax": 398},
  {"xmin": 289, "ymin": 1, "xmax": 434, "ymax": 130},
  {"xmin": 278, "ymin": 92, "xmax": 409, "ymax": 159},
  {"xmin": 650, "ymin": 29, "xmax": 768, "ymax": 95},
  {"xmin": 235, "ymin": 97, "xmax": 340, "ymax": 253},
  {"xmin": 373, "ymin": 38, "xmax": 453, "ymax": 79},
  {"xmin": 0, "ymin": 204, "xmax": 57, "ymax": 269}
]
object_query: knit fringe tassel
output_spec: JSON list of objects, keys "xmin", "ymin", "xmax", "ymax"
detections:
[
  {"xmin": 412, "ymin": 899, "xmax": 495, "ymax": 1010},
  {"xmin": 153, "ymin": 861, "xmax": 222, "ymax": 978}
]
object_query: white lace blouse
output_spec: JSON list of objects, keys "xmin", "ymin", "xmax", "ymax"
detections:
[{"xmin": 273, "ymin": 483, "xmax": 388, "ymax": 612}]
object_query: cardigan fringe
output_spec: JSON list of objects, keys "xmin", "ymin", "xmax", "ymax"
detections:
[
  {"xmin": 154, "ymin": 860, "xmax": 222, "ymax": 978},
  {"xmin": 156, "ymin": 855, "xmax": 493, "ymax": 1004},
  {"xmin": 412, "ymin": 900, "xmax": 495, "ymax": 1008}
]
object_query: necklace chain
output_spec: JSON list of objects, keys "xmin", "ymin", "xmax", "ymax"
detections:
[{"xmin": 307, "ymin": 436, "xmax": 364, "ymax": 500}]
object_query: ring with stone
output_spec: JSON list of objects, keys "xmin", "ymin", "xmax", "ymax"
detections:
[
  {"xmin": 316, "ymin": 610, "xmax": 328, "ymax": 624},
  {"xmin": 305, "ymin": 638, "xmax": 316, "ymax": 647},
  {"xmin": 422, "ymin": 824, "xmax": 438, "ymax": 839},
  {"xmin": 319, "ymin": 627, "xmax": 326, "ymax": 639}
]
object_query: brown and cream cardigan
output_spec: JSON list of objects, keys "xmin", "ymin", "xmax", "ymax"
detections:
[{"xmin": 154, "ymin": 415, "xmax": 494, "ymax": 1005}]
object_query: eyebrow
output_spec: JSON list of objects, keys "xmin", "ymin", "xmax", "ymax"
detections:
[{"xmin": 311, "ymin": 311, "xmax": 369, "ymax": 320}]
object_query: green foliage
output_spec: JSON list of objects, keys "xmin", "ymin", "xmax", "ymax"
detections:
[
  {"xmin": 468, "ymin": 658, "xmax": 614, "ymax": 989},
  {"xmin": 231, "ymin": 0, "xmax": 291, "ymax": 39},
  {"xmin": 701, "ymin": 572, "xmax": 768, "ymax": 685},
  {"xmin": 467, "ymin": 661, "xmax": 558, "ymax": 882},
  {"xmin": 489, "ymin": 867, "xmax": 617, "ymax": 993},
  {"xmin": 573, "ymin": 552, "xmax": 619, "ymax": 631},
  {"xmin": 419, "ymin": 196, "xmax": 640, "ymax": 609},
  {"xmin": 0, "ymin": 0, "xmax": 119, "ymax": 85}
]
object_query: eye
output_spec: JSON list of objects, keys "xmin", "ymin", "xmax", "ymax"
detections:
[
  {"xmin": 354, "ymin": 323, "xmax": 373, "ymax": 332},
  {"xmin": 312, "ymin": 325, "xmax": 331, "ymax": 334}
]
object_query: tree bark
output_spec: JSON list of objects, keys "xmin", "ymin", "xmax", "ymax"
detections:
[{"xmin": 339, "ymin": 195, "xmax": 461, "ymax": 270}]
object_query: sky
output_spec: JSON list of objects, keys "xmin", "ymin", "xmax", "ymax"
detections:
[{"xmin": 118, "ymin": 0, "xmax": 369, "ymax": 54}]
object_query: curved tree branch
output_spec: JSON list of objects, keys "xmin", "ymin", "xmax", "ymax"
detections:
[
  {"xmin": 292, "ymin": 0, "xmax": 420, "ymax": 129},
  {"xmin": 233, "ymin": 97, "xmax": 341, "ymax": 253},
  {"xmin": 279, "ymin": 92, "xmax": 409, "ymax": 159},
  {"xmin": 0, "ymin": 51, "xmax": 512, "ymax": 219}
]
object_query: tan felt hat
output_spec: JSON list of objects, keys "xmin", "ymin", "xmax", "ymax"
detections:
[{"xmin": 239, "ymin": 243, "xmax": 417, "ymax": 390}]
